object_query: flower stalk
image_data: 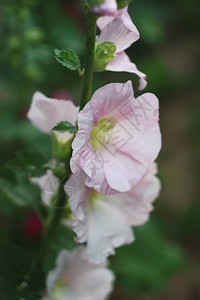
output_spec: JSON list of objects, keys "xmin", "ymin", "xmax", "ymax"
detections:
[{"xmin": 80, "ymin": 3, "xmax": 97, "ymax": 110}]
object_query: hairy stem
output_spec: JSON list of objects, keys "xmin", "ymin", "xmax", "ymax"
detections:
[{"xmin": 80, "ymin": 4, "xmax": 97, "ymax": 110}]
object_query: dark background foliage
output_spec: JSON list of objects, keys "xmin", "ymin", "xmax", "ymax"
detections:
[{"xmin": 0, "ymin": 0, "xmax": 199, "ymax": 299}]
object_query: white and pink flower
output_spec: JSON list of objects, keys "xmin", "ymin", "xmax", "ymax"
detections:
[
  {"xmin": 71, "ymin": 81, "xmax": 161, "ymax": 194},
  {"xmin": 44, "ymin": 246, "xmax": 114, "ymax": 300},
  {"xmin": 65, "ymin": 163, "xmax": 161, "ymax": 264},
  {"xmin": 96, "ymin": 7, "xmax": 147, "ymax": 89},
  {"xmin": 27, "ymin": 92, "xmax": 79, "ymax": 143}
]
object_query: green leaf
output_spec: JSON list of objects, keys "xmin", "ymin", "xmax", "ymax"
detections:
[
  {"xmin": 52, "ymin": 121, "xmax": 78, "ymax": 134},
  {"xmin": 88, "ymin": 0, "xmax": 104, "ymax": 7},
  {"xmin": 0, "ymin": 177, "xmax": 41, "ymax": 207},
  {"xmin": 54, "ymin": 48, "xmax": 81, "ymax": 71},
  {"xmin": 0, "ymin": 242, "xmax": 45, "ymax": 299},
  {"xmin": 110, "ymin": 221, "xmax": 185, "ymax": 293},
  {"xmin": 7, "ymin": 150, "xmax": 47, "ymax": 177},
  {"xmin": 44, "ymin": 223, "xmax": 76, "ymax": 272},
  {"xmin": 117, "ymin": 0, "xmax": 132, "ymax": 9}
]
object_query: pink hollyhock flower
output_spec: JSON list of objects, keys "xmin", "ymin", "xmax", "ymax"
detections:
[
  {"xmin": 27, "ymin": 92, "xmax": 79, "ymax": 142},
  {"xmin": 65, "ymin": 163, "xmax": 161, "ymax": 264},
  {"xmin": 92, "ymin": 0, "xmax": 118, "ymax": 16},
  {"xmin": 71, "ymin": 81, "xmax": 161, "ymax": 194},
  {"xmin": 96, "ymin": 7, "xmax": 147, "ymax": 89},
  {"xmin": 43, "ymin": 246, "xmax": 114, "ymax": 300}
]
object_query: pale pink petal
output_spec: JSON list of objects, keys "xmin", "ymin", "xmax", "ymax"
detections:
[
  {"xmin": 92, "ymin": 0, "xmax": 117, "ymax": 16},
  {"xmin": 116, "ymin": 120, "xmax": 162, "ymax": 166},
  {"xmin": 97, "ymin": 7, "xmax": 134, "ymax": 31},
  {"xmin": 97, "ymin": 7, "xmax": 139, "ymax": 52},
  {"xmin": 71, "ymin": 81, "xmax": 161, "ymax": 194},
  {"xmin": 71, "ymin": 146, "xmax": 114, "ymax": 194},
  {"xmin": 65, "ymin": 174, "xmax": 90, "ymax": 221},
  {"xmin": 108, "ymin": 163, "xmax": 161, "ymax": 226},
  {"xmin": 45, "ymin": 247, "xmax": 114, "ymax": 300},
  {"xmin": 107, "ymin": 51, "xmax": 147, "ymax": 90},
  {"xmin": 27, "ymin": 92, "xmax": 79, "ymax": 135},
  {"xmin": 90, "ymin": 81, "xmax": 133, "ymax": 121},
  {"xmin": 73, "ymin": 195, "xmax": 134, "ymax": 264},
  {"xmin": 67, "ymin": 167, "xmax": 160, "ymax": 264},
  {"xmin": 103, "ymin": 148, "xmax": 147, "ymax": 190},
  {"xmin": 86, "ymin": 199, "xmax": 134, "ymax": 264}
]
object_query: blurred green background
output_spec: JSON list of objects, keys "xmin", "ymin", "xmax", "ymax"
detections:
[{"xmin": 0, "ymin": 0, "xmax": 200, "ymax": 299}]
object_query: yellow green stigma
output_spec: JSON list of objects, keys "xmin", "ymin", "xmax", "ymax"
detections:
[
  {"xmin": 52, "ymin": 278, "xmax": 66, "ymax": 299},
  {"xmin": 90, "ymin": 118, "xmax": 115, "ymax": 149}
]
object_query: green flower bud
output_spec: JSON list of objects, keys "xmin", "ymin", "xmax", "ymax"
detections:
[
  {"xmin": 117, "ymin": 0, "xmax": 132, "ymax": 9},
  {"xmin": 51, "ymin": 132, "xmax": 72, "ymax": 161},
  {"xmin": 94, "ymin": 42, "xmax": 116, "ymax": 72}
]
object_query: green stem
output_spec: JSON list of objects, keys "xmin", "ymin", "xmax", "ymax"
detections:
[
  {"xmin": 80, "ymin": 5, "xmax": 97, "ymax": 110},
  {"xmin": 37, "ymin": 181, "xmax": 67, "ymax": 268}
]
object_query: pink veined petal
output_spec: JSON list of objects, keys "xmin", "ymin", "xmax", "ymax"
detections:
[
  {"xmin": 71, "ymin": 145, "xmax": 114, "ymax": 194},
  {"xmin": 90, "ymin": 81, "xmax": 133, "ymax": 122},
  {"xmin": 116, "ymin": 119, "xmax": 162, "ymax": 165},
  {"xmin": 103, "ymin": 148, "xmax": 147, "ymax": 188},
  {"xmin": 108, "ymin": 163, "xmax": 161, "ymax": 226},
  {"xmin": 71, "ymin": 81, "xmax": 161, "ymax": 194},
  {"xmin": 97, "ymin": 6, "xmax": 134, "ymax": 31},
  {"xmin": 107, "ymin": 51, "xmax": 147, "ymax": 90},
  {"xmin": 97, "ymin": 10, "xmax": 139, "ymax": 52},
  {"xmin": 92, "ymin": 0, "xmax": 117, "ymax": 16},
  {"xmin": 27, "ymin": 91, "xmax": 79, "ymax": 134}
]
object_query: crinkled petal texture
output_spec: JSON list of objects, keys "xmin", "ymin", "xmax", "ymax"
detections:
[
  {"xmin": 65, "ymin": 163, "xmax": 160, "ymax": 264},
  {"xmin": 92, "ymin": 0, "xmax": 117, "ymax": 16},
  {"xmin": 44, "ymin": 246, "xmax": 114, "ymax": 300},
  {"xmin": 31, "ymin": 170, "xmax": 59, "ymax": 206},
  {"xmin": 97, "ymin": 8, "xmax": 147, "ymax": 88},
  {"xmin": 27, "ymin": 91, "xmax": 79, "ymax": 141},
  {"xmin": 71, "ymin": 81, "xmax": 161, "ymax": 194}
]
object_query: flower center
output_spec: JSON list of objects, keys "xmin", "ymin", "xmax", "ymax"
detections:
[
  {"xmin": 52, "ymin": 278, "xmax": 66, "ymax": 299},
  {"xmin": 89, "ymin": 188, "xmax": 105, "ymax": 208},
  {"xmin": 90, "ymin": 118, "xmax": 115, "ymax": 149}
]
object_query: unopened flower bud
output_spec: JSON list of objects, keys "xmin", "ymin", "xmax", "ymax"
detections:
[{"xmin": 94, "ymin": 42, "xmax": 116, "ymax": 72}]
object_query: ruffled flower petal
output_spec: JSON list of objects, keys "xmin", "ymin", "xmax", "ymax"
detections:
[
  {"xmin": 71, "ymin": 81, "xmax": 161, "ymax": 193},
  {"xmin": 107, "ymin": 51, "xmax": 147, "ymax": 90},
  {"xmin": 65, "ymin": 164, "xmax": 160, "ymax": 264},
  {"xmin": 45, "ymin": 246, "xmax": 114, "ymax": 300}
]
